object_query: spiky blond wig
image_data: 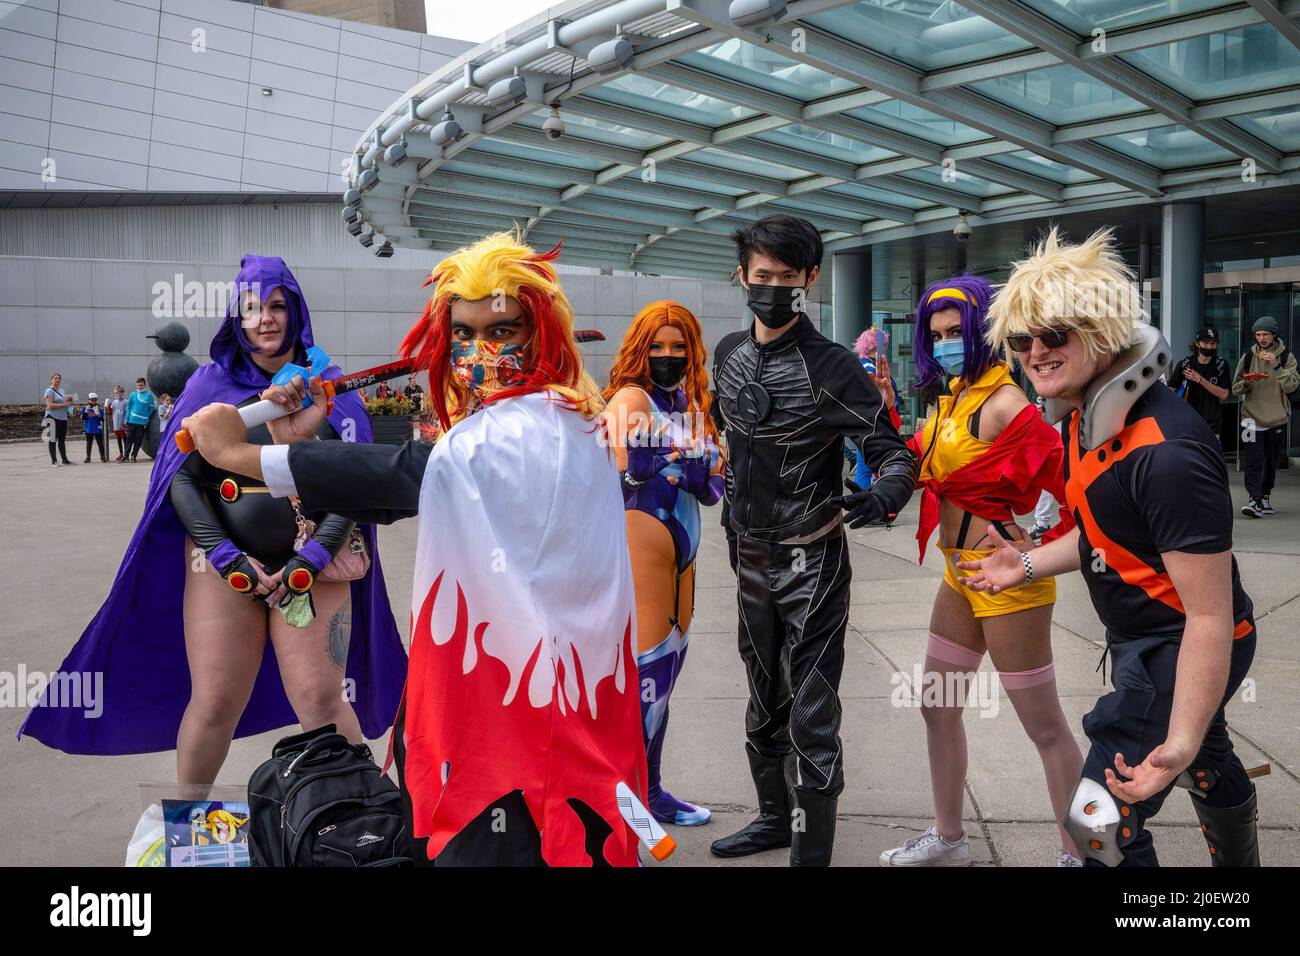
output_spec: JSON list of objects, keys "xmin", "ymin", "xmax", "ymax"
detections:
[
  {"xmin": 399, "ymin": 229, "xmax": 603, "ymax": 432},
  {"xmin": 986, "ymin": 226, "xmax": 1147, "ymax": 359}
]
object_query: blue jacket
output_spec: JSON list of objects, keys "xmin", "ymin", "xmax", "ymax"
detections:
[{"xmin": 125, "ymin": 389, "xmax": 156, "ymax": 426}]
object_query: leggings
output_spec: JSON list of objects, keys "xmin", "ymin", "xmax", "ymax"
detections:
[{"xmin": 46, "ymin": 418, "xmax": 69, "ymax": 463}]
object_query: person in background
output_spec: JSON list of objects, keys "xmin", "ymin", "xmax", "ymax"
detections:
[
  {"xmin": 82, "ymin": 392, "xmax": 107, "ymax": 463},
  {"xmin": 124, "ymin": 377, "xmax": 156, "ymax": 463},
  {"xmin": 403, "ymin": 374, "xmax": 424, "ymax": 411},
  {"xmin": 109, "ymin": 385, "xmax": 128, "ymax": 461},
  {"xmin": 43, "ymin": 372, "xmax": 76, "ymax": 467},
  {"xmin": 851, "ymin": 327, "xmax": 903, "ymax": 490},
  {"xmin": 375, "ymin": 382, "xmax": 394, "ymax": 401},
  {"xmin": 158, "ymin": 394, "xmax": 174, "ymax": 427},
  {"xmin": 1232, "ymin": 316, "xmax": 1298, "ymax": 518},
  {"xmin": 1169, "ymin": 328, "xmax": 1230, "ymax": 450}
]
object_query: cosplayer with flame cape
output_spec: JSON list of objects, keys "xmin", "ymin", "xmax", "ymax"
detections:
[
  {"xmin": 961, "ymin": 228, "xmax": 1259, "ymax": 867},
  {"xmin": 19, "ymin": 256, "xmax": 405, "ymax": 766},
  {"xmin": 181, "ymin": 233, "xmax": 658, "ymax": 867}
]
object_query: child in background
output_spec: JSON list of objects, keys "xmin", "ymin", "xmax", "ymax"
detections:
[
  {"xmin": 82, "ymin": 392, "xmax": 107, "ymax": 462},
  {"xmin": 158, "ymin": 394, "xmax": 173, "ymax": 427},
  {"xmin": 110, "ymin": 386, "xmax": 128, "ymax": 461}
]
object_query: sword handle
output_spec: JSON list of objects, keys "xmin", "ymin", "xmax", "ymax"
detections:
[{"xmin": 173, "ymin": 396, "xmax": 294, "ymax": 454}]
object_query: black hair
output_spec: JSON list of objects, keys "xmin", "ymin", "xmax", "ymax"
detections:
[{"xmin": 731, "ymin": 214, "xmax": 823, "ymax": 278}]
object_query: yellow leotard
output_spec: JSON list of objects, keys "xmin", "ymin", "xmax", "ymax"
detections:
[{"xmin": 918, "ymin": 363, "xmax": 1056, "ymax": 618}]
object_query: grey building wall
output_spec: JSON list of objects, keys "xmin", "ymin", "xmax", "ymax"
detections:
[
  {"xmin": 0, "ymin": 247, "xmax": 751, "ymax": 403},
  {"xmin": 0, "ymin": 0, "xmax": 471, "ymax": 193}
]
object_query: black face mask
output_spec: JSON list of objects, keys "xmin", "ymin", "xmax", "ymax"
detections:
[
  {"xmin": 747, "ymin": 283, "xmax": 806, "ymax": 329},
  {"xmin": 648, "ymin": 356, "xmax": 688, "ymax": 390},
  {"xmin": 1197, "ymin": 346, "xmax": 1217, "ymax": 357}
]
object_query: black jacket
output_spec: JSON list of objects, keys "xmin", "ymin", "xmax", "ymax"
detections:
[{"xmin": 713, "ymin": 315, "xmax": 917, "ymax": 542}]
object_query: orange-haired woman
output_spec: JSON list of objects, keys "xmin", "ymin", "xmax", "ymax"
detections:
[{"xmin": 603, "ymin": 300, "xmax": 724, "ymax": 827}]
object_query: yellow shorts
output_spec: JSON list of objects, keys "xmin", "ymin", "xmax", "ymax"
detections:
[{"xmin": 940, "ymin": 546, "xmax": 1056, "ymax": 619}]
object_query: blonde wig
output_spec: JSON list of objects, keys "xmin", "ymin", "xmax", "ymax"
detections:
[{"xmin": 986, "ymin": 226, "xmax": 1147, "ymax": 360}]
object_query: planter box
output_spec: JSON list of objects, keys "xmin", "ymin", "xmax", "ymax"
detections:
[{"xmin": 371, "ymin": 415, "xmax": 414, "ymax": 446}]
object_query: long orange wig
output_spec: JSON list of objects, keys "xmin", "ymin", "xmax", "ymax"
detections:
[
  {"xmin": 604, "ymin": 299, "xmax": 719, "ymax": 447},
  {"xmin": 399, "ymin": 230, "xmax": 602, "ymax": 433}
]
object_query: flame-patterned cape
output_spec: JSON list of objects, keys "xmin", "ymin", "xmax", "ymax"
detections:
[{"xmin": 401, "ymin": 389, "xmax": 647, "ymax": 865}]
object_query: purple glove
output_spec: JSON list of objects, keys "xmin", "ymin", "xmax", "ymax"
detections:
[{"xmin": 625, "ymin": 433, "xmax": 676, "ymax": 483}]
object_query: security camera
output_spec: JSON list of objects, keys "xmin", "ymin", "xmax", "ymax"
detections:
[
  {"xmin": 346, "ymin": 218, "xmax": 364, "ymax": 237},
  {"xmin": 342, "ymin": 205, "xmax": 360, "ymax": 223},
  {"xmin": 358, "ymin": 228, "xmax": 376, "ymax": 248},
  {"xmin": 953, "ymin": 211, "xmax": 971, "ymax": 243},
  {"xmin": 543, "ymin": 105, "xmax": 565, "ymax": 141},
  {"xmin": 358, "ymin": 166, "xmax": 380, "ymax": 192},
  {"xmin": 430, "ymin": 110, "xmax": 462, "ymax": 146},
  {"xmin": 375, "ymin": 239, "xmax": 394, "ymax": 258}
]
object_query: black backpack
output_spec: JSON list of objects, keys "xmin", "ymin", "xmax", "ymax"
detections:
[{"xmin": 247, "ymin": 724, "xmax": 412, "ymax": 867}]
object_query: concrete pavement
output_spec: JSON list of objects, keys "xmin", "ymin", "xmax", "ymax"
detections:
[{"xmin": 1, "ymin": 441, "xmax": 1296, "ymax": 866}]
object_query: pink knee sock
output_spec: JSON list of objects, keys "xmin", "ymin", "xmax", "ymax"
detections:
[
  {"xmin": 997, "ymin": 663, "xmax": 1084, "ymax": 856},
  {"xmin": 922, "ymin": 632, "xmax": 984, "ymax": 841}
]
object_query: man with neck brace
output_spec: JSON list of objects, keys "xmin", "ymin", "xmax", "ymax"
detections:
[
  {"xmin": 709, "ymin": 215, "xmax": 917, "ymax": 866},
  {"xmin": 179, "ymin": 232, "xmax": 652, "ymax": 867},
  {"xmin": 957, "ymin": 227, "xmax": 1260, "ymax": 867}
]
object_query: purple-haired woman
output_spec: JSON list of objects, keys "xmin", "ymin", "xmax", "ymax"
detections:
[
  {"xmin": 20, "ymin": 256, "xmax": 406, "ymax": 787},
  {"xmin": 878, "ymin": 275, "xmax": 1083, "ymax": 867}
]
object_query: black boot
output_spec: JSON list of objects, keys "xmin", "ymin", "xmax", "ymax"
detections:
[
  {"xmin": 1192, "ymin": 789, "xmax": 1260, "ymax": 867},
  {"xmin": 710, "ymin": 750, "xmax": 795, "ymax": 858},
  {"xmin": 790, "ymin": 786, "xmax": 838, "ymax": 867}
]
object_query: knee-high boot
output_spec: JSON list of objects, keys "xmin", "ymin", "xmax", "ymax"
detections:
[{"xmin": 637, "ymin": 627, "xmax": 710, "ymax": 826}]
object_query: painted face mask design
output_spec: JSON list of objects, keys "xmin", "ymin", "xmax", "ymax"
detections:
[{"xmin": 449, "ymin": 339, "xmax": 526, "ymax": 396}]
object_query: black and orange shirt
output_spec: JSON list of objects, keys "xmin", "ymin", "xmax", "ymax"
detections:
[{"xmin": 1064, "ymin": 383, "xmax": 1253, "ymax": 643}]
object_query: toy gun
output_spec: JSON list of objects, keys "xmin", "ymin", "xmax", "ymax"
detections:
[{"xmin": 174, "ymin": 331, "xmax": 605, "ymax": 453}]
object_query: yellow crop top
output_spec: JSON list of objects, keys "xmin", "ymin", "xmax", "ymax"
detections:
[{"xmin": 916, "ymin": 363, "xmax": 1016, "ymax": 484}]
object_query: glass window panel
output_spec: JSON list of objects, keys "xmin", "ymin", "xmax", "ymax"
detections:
[
  {"xmin": 441, "ymin": 159, "xmax": 573, "ymax": 191},
  {"xmin": 648, "ymin": 169, "xmax": 750, "ymax": 198},
  {"xmin": 1233, "ymin": 105, "xmax": 1300, "ymax": 153},
  {"xmin": 996, "ymin": 149, "xmax": 1100, "ymax": 184},
  {"xmin": 693, "ymin": 146, "xmax": 811, "ymax": 180},
  {"xmin": 519, "ymin": 111, "xmax": 670, "ymax": 151},
  {"xmin": 845, "ymin": 101, "xmax": 987, "ymax": 146},
  {"xmin": 824, "ymin": 182, "xmax": 932, "ymax": 210},
  {"xmin": 475, "ymin": 136, "xmax": 605, "ymax": 172},
  {"xmin": 592, "ymin": 75, "xmax": 758, "ymax": 127},
  {"xmin": 805, "ymin": 1, "xmax": 1032, "ymax": 71},
  {"xmin": 1094, "ymin": 124, "xmax": 1236, "ymax": 169},
  {"xmin": 895, "ymin": 165, "xmax": 1010, "ymax": 198},
  {"xmin": 684, "ymin": 40, "xmax": 858, "ymax": 99},
  {"xmin": 1020, "ymin": 0, "xmax": 1235, "ymax": 35},
  {"xmin": 760, "ymin": 124, "xmax": 897, "ymax": 165},
  {"xmin": 971, "ymin": 64, "xmax": 1145, "ymax": 124},
  {"xmin": 1123, "ymin": 25, "xmax": 1300, "ymax": 99}
]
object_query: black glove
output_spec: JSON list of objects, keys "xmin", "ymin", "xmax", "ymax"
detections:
[
  {"xmin": 831, "ymin": 479, "xmax": 895, "ymax": 529},
  {"xmin": 281, "ymin": 551, "xmax": 324, "ymax": 595},
  {"xmin": 217, "ymin": 553, "xmax": 262, "ymax": 595}
]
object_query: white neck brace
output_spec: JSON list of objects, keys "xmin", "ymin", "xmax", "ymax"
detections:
[{"xmin": 1045, "ymin": 324, "xmax": 1171, "ymax": 451}]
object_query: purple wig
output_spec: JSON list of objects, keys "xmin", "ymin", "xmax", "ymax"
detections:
[
  {"xmin": 913, "ymin": 274, "xmax": 998, "ymax": 390},
  {"xmin": 212, "ymin": 255, "xmax": 308, "ymax": 386}
]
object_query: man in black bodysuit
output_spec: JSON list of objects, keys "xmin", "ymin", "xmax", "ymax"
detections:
[{"xmin": 709, "ymin": 215, "xmax": 917, "ymax": 866}]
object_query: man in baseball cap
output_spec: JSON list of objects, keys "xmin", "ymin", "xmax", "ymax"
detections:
[
  {"xmin": 1232, "ymin": 316, "xmax": 1299, "ymax": 517},
  {"xmin": 1168, "ymin": 328, "xmax": 1230, "ymax": 448}
]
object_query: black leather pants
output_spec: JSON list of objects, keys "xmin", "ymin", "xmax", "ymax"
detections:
[{"xmin": 735, "ymin": 530, "xmax": 851, "ymax": 798}]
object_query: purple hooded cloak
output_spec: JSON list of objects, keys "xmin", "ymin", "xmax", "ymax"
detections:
[{"xmin": 19, "ymin": 255, "xmax": 407, "ymax": 755}]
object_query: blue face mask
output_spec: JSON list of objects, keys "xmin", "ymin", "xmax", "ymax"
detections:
[{"xmin": 932, "ymin": 338, "xmax": 965, "ymax": 376}]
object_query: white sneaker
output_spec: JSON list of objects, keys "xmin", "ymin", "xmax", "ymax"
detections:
[
  {"xmin": 1055, "ymin": 851, "xmax": 1083, "ymax": 867},
  {"xmin": 879, "ymin": 826, "xmax": 972, "ymax": 866}
]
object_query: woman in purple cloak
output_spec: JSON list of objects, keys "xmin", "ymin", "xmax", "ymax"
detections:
[{"xmin": 19, "ymin": 256, "xmax": 407, "ymax": 785}]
